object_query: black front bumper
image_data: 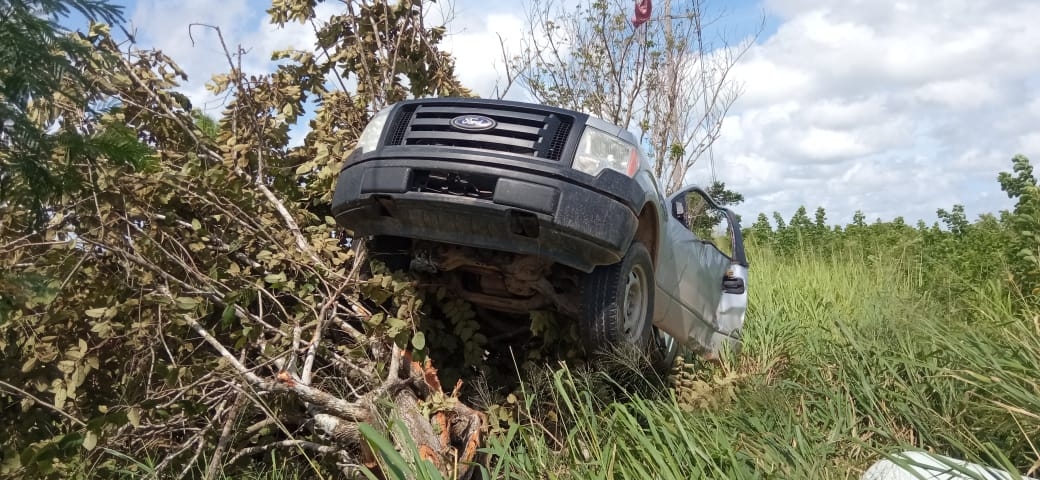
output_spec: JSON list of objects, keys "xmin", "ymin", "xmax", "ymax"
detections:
[{"xmin": 331, "ymin": 158, "xmax": 639, "ymax": 272}]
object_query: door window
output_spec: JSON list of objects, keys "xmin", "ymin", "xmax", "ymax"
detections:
[{"xmin": 671, "ymin": 188, "xmax": 745, "ymax": 264}]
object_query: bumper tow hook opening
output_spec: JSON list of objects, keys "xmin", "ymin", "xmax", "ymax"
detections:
[{"xmin": 508, "ymin": 210, "xmax": 540, "ymax": 238}]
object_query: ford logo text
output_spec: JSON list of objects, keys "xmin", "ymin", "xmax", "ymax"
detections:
[{"xmin": 450, "ymin": 114, "xmax": 497, "ymax": 131}]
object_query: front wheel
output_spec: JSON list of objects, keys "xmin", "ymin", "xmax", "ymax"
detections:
[{"xmin": 579, "ymin": 242, "xmax": 671, "ymax": 372}]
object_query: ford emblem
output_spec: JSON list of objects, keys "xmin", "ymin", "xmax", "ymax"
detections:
[{"xmin": 450, "ymin": 114, "xmax": 496, "ymax": 131}]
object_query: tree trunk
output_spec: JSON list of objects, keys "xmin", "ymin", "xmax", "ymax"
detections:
[{"xmin": 363, "ymin": 351, "xmax": 487, "ymax": 479}]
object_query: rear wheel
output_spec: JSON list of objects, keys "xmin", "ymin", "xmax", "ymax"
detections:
[{"xmin": 579, "ymin": 241, "xmax": 671, "ymax": 372}]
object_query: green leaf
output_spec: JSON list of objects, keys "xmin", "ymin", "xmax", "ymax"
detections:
[
  {"xmin": 411, "ymin": 332, "xmax": 426, "ymax": 350},
  {"xmin": 386, "ymin": 316, "xmax": 408, "ymax": 337},
  {"xmin": 174, "ymin": 297, "xmax": 199, "ymax": 310},
  {"xmin": 387, "ymin": 317, "xmax": 407, "ymax": 330},
  {"xmin": 221, "ymin": 304, "xmax": 237, "ymax": 323},
  {"xmin": 191, "ymin": 218, "xmax": 201, "ymax": 230},
  {"xmin": 264, "ymin": 273, "xmax": 287, "ymax": 284},
  {"xmin": 53, "ymin": 385, "xmax": 66, "ymax": 410},
  {"xmin": 358, "ymin": 423, "xmax": 410, "ymax": 480},
  {"xmin": 85, "ymin": 308, "xmax": 107, "ymax": 318},
  {"xmin": 127, "ymin": 407, "xmax": 141, "ymax": 428},
  {"xmin": 57, "ymin": 432, "xmax": 84, "ymax": 451},
  {"xmin": 82, "ymin": 432, "xmax": 97, "ymax": 451}
]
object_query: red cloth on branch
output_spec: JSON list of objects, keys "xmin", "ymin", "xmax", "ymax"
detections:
[{"xmin": 632, "ymin": 0, "xmax": 653, "ymax": 27}]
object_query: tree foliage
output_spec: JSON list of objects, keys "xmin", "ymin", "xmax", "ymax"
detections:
[
  {"xmin": 0, "ymin": 1, "xmax": 485, "ymax": 478},
  {"xmin": 705, "ymin": 180, "xmax": 744, "ymax": 208},
  {"xmin": 998, "ymin": 154, "xmax": 1040, "ymax": 299},
  {"xmin": 0, "ymin": 0, "xmax": 141, "ymax": 224}
]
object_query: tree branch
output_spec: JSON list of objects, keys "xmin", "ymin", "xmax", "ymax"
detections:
[
  {"xmin": 203, "ymin": 391, "xmax": 246, "ymax": 479},
  {"xmin": 183, "ymin": 314, "xmax": 371, "ymax": 422},
  {"xmin": 0, "ymin": 380, "xmax": 86, "ymax": 427},
  {"xmin": 226, "ymin": 439, "xmax": 358, "ymax": 467}
]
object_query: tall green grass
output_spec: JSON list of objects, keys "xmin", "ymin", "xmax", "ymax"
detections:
[
  {"xmin": 315, "ymin": 243, "xmax": 1040, "ymax": 479},
  {"xmin": 458, "ymin": 244, "xmax": 1038, "ymax": 479}
]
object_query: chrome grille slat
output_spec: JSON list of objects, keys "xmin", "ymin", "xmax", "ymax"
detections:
[{"xmin": 383, "ymin": 103, "xmax": 575, "ymax": 161}]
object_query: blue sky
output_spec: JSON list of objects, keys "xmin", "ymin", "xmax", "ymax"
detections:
[{"xmin": 68, "ymin": 0, "xmax": 1040, "ymax": 226}]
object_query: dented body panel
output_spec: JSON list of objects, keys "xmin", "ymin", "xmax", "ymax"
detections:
[{"xmin": 651, "ymin": 188, "xmax": 748, "ymax": 356}]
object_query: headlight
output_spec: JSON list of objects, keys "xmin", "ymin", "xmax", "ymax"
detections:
[
  {"xmin": 572, "ymin": 127, "xmax": 639, "ymax": 177},
  {"xmin": 355, "ymin": 107, "xmax": 393, "ymax": 154}
]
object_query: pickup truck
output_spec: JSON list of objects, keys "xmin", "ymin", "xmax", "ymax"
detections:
[{"xmin": 331, "ymin": 98, "xmax": 748, "ymax": 371}]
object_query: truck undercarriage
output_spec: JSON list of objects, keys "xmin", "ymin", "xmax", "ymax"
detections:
[{"xmin": 379, "ymin": 239, "xmax": 583, "ymax": 319}]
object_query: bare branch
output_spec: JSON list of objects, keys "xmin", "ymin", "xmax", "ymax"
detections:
[
  {"xmin": 183, "ymin": 313, "xmax": 371, "ymax": 422},
  {"xmin": 203, "ymin": 392, "xmax": 246, "ymax": 480},
  {"xmin": 226, "ymin": 439, "xmax": 359, "ymax": 467},
  {"xmin": 0, "ymin": 380, "xmax": 86, "ymax": 427},
  {"xmin": 149, "ymin": 424, "xmax": 213, "ymax": 479}
]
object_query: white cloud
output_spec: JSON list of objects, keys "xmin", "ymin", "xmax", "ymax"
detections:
[
  {"xmin": 731, "ymin": 58, "xmax": 814, "ymax": 105},
  {"xmin": 1020, "ymin": 133, "xmax": 1040, "ymax": 155},
  {"xmin": 727, "ymin": 153, "xmax": 783, "ymax": 196},
  {"xmin": 706, "ymin": 0, "xmax": 1040, "ymax": 225},
  {"xmin": 803, "ymin": 97, "xmax": 888, "ymax": 129},
  {"xmin": 913, "ymin": 78, "xmax": 1001, "ymax": 109},
  {"xmin": 794, "ymin": 127, "xmax": 873, "ymax": 161},
  {"xmin": 439, "ymin": 11, "xmax": 527, "ymax": 99}
]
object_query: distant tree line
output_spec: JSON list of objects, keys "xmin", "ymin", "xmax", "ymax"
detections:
[{"xmin": 743, "ymin": 154, "xmax": 1039, "ymax": 303}]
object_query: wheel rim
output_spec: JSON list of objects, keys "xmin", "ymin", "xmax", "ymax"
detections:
[{"xmin": 622, "ymin": 264, "xmax": 649, "ymax": 342}]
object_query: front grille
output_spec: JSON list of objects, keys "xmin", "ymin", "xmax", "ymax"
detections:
[
  {"xmin": 409, "ymin": 170, "xmax": 496, "ymax": 199},
  {"xmin": 385, "ymin": 104, "xmax": 416, "ymax": 146},
  {"xmin": 385, "ymin": 103, "xmax": 574, "ymax": 161},
  {"xmin": 547, "ymin": 119, "xmax": 572, "ymax": 160}
]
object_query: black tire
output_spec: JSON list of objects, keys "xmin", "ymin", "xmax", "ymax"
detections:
[{"xmin": 579, "ymin": 241, "xmax": 671, "ymax": 372}]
